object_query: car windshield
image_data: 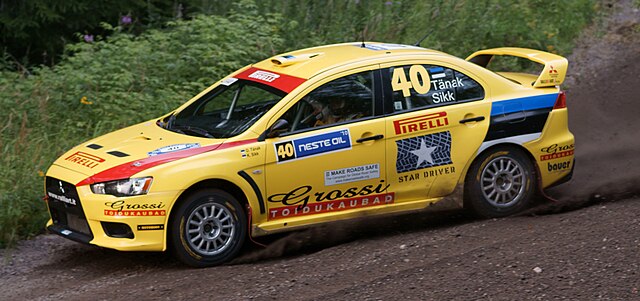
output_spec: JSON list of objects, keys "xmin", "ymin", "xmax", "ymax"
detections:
[{"xmin": 160, "ymin": 79, "xmax": 286, "ymax": 138}]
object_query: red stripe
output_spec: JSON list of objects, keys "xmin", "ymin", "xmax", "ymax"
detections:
[
  {"xmin": 76, "ymin": 139, "xmax": 257, "ymax": 186},
  {"xmin": 235, "ymin": 67, "xmax": 306, "ymax": 93}
]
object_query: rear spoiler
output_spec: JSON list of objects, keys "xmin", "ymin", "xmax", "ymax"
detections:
[{"xmin": 466, "ymin": 47, "xmax": 568, "ymax": 88}]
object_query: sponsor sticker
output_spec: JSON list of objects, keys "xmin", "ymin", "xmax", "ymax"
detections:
[
  {"xmin": 47, "ymin": 192, "xmax": 77, "ymax": 206},
  {"xmin": 541, "ymin": 150, "xmax": 574, "ymax": 161},
  {"xmin": 104, "ymin": 200, "xmax": 166, "ymax": 216},
  {"xmin": 148, "ymin": 143, "xmax": 200, "ymax": 157},
  {"xmin": 398, "ymin": 166, "xmax": 456, "ymax": 183},
  {"xmin": 393, "ymin": 112, "xmax": 449, "ymax": 135},
  {"xmin": 268, "ymin": 193, "xmax": 394, "ymax": 220},
  {"xmin": 235, "ymin": 67, "xmax": 306, "ymax": 93},
  {"xmin": 540, "ymin": 143, "xmax": 574, "ymax": 161},
  {"xmin": 248, "ymin": 70, "xmax": 280, "ymax": 83},
  {"xmin": 547, "ymin": 160, "xmax": 571, "ymax": 173},
  {"xmin": 64, "ymin": 151, "xmax": 105, "ymax": 169},
  {"xmin": 267, "ymin": 180, "xmax": 390, "ymax": 209},
  {"xmin": 220, "ymin": 78, "xmax": 238, "ymax": 86},
  {"xmin": 105, "ymin": 210, "xmax": 166, "ymax": 216},
  {"xmin": 324, "ymin": 163, "xmax": 380, "ymax": 186},
  {"xmin": 396, "ymin": 131, "xmax": 453, "ymax": 173},
  {"xmin": 137, "ymin": 224, "xmax": 165, "ymax": 231},
  {"xmin": 275, "ymin": 129, "xmax": 351, "ymax": 163}
]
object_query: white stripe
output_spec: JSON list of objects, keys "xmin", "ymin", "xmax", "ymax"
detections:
[
  {"xmin": 476, "ymin": 133, "xmax": 541, "ymax": 155},
  {"xmin": 431, "ymin": 73, "xmax": 446, "ymax": 79}
]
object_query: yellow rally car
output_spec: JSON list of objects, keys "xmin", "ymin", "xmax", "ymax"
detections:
[{"xmin": 44, "ymin": 42, "xmax": 574, "ymax": 267}]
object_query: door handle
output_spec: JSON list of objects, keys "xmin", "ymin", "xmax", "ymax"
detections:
[
  {"xmin": 356, "ymin": 134, "xmax": 384, "ymax": 143},
  {"xmin": 459, "ymin": 116, "xmax": 485, "ymax": 124}
]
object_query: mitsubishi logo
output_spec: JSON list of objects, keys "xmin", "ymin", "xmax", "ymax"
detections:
[{"xmin": 58, "ymin": 181, "xmax": 65, "ymax": 194}]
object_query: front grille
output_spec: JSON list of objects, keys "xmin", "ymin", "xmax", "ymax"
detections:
[{"xmin": 45, "ymin": 177, "xmax": 93, "ymax": 240}]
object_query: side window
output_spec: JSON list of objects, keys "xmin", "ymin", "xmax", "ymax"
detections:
[
  {"xmin": 389, "ymin": 64, "xmax": 484, "ymax": 112},
  {"xmin": 279, "ymin": 70, "xmax": 375, "ymax": 132}
]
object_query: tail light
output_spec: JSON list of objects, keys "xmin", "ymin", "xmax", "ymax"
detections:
[{"xmin": 553, "ymin": 91, "xmax": 566, "ymax": 109}]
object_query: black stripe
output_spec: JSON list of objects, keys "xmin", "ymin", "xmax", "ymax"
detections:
[
  {"xmin": 237, "ymin": 171, "xmax": 265, "ymax": 214},
  {"xmin": 484, "ymin": 108, "xmax": 551, "ymax": 141},
  {"xmin": 107, "ymin": 151, "xmax": 130, "ymax": 158},
  {"xmin": 87, "ymin": 144, "xmax": 102, "ymax": 149}
]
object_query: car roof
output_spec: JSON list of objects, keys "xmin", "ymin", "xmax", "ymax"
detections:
[{"xmin": 252, "ymin": 42, "xmax": 452, "ymax": 80}]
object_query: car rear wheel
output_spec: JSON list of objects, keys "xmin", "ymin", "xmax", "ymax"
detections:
[
  {"xmin": 170, "ymin": 189, "xmax": 246, "ymax": 267},
  {"xmin": 465, "ymin": 147, "xmax": 536, "ymax": 218}
]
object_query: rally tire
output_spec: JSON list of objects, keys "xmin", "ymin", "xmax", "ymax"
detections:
[
  {"xmin": 169, "ymin": 189, "xmax": 246, "ymax": 267},
  {"xmin": 464, "ymin": 147, "xmax": 536, "ymax": 218}
]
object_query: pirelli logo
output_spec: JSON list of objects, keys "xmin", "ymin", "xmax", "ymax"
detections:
[
  {"xmin": 393, "ymin": 112, "xmax": 449, "ymax": 135},
  {"xmin": 248, "ymin": 70, "xmax": 280, "ymax": 83},
  {"xmin": 64, "ymin": 151, "xmax": 106, "ymax": 169}
]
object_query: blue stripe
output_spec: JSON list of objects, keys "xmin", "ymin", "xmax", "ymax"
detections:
[
  {"xmin": 490, "ymin": 94, "xmax": 558, "ymax": 116},
  {"xmin": 429, "ymin": 67, "xmax": 444, "ymax": 73}
]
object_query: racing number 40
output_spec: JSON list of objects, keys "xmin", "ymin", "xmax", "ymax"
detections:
[
  {"xmin": 277, "ymin": 142, "xmax": 295, "ymax": 160},
  {"xmin": 391, "ymin": 65, "xmax": 431, "ymax": 97}
]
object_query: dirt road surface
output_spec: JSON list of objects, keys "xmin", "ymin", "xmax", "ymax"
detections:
[{"xmin": 2, "ymin": 1, "xmax": 639, "ymax": 300}]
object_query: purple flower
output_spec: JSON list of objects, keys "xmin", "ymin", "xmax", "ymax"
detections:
[
  {"xmin": 121, "ymin": 15, "xmax": 132, "ymax": 25},
  {"xmin": 83, "ymin": 34, "xmax": 94, "ymax": 43},
  {"xmin": 385, "ymin": 1, "xmax": 393, "ymax": 5}
]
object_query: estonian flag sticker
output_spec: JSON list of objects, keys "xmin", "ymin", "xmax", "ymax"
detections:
[{"xmin": 429, "ymin": 67, "xmax": 446, "ymax": 79}]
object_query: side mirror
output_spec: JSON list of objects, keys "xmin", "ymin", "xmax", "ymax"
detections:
[{"xmin": 258, "ymin": 119, "xmax": 290, "ymax": 141}]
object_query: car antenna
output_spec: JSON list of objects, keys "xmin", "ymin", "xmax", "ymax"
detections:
[
  {"xmin": 413, "ymin": 31, "xmax": 432, "ymax": 47},
  {"xmin": 360, "ymin": 28, "xmax": 367, "ymax": 48}
]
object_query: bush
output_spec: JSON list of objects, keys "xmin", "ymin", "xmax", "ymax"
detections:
[
  {"xmin": 255, "ymin": 0, "xmax": 595, "ymax": 58},
  {"xmin": 0, "ymin": 2, "xmax": 284, "ymax": 247}
]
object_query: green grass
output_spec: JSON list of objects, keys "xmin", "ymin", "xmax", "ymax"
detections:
[{"xmin": 0, "ymin": 0, "xmax": 601, "ymax": 247}]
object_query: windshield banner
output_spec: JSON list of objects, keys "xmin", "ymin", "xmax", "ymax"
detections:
[{"xmin": 235, "ymin": 67, "xmax": 306, "ymax": 93}]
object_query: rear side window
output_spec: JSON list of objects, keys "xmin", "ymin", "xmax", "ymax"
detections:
[{"xmin": 388, "ymin": 64, "xmax": 484, "ymax": 112}]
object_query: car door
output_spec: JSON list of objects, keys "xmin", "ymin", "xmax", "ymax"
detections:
[
  {"xmin": 381, "ymin": 61, "xmax": 491, "ymax": 202},
  {"xmin": 263, "ymin": 67, "xmax": 391, "ymax": 224}
]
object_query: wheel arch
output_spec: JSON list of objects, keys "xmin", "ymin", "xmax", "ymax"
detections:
[
  {"xmin": 463, "ymin": 142, "xmax": 540, "ymax": 205},
  {"xmin": 165, "ymin": 178, "xmax": 250, "ymax": 249}
]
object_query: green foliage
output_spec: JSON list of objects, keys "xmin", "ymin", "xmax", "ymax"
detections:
[
  {"xmin": 252, "ymin": 0, "xmax": 595, "ymax": 58},
  {"xmin": 0, "ymin": 0, "xmax": 599, "ymax": 247},
  {"xmin": 0, "ymin": 3, "xmax": 283, "ymax": 247}
]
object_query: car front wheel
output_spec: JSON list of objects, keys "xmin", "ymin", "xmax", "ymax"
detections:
[
  {"xmin": 170, "ymin": 189, "xmax": 246, "ymax": 267},
  {"xmin": 465, "ymin": 147, "xmax": 536, "ymax": 218}
]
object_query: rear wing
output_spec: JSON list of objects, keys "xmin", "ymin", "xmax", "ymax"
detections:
[{"xmin": 466, "ymin": 47, "xmax": 568, "ymax": 88}]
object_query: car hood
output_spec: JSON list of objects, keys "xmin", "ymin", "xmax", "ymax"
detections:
[{"xmin": 50, "ymin": 120, "xmax": 226, "ymax": 185}]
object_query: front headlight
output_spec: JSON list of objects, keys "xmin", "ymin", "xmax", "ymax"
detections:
[{"xmin": 90, "ymin": 177, "xmax": 153, "ymax": 197}]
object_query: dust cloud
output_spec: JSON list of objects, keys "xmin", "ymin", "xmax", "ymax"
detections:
[{"xmin": 542, "ymin": 20, "xmax": 640, "ymax": 212}]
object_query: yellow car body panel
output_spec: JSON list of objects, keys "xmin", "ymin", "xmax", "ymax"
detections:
[{"xmin": 44, "ymin": 42, "xmax": 574, "ymax": 254}]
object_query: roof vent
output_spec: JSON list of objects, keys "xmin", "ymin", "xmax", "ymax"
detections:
[{"xmin": 271, "ymin": 53, "xmax": 322, "ymax": 66}]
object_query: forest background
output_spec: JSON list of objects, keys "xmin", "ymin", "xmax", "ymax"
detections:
[{"xmin": 0, "ymin": 0, "xmax": 604, "ymax": 246}]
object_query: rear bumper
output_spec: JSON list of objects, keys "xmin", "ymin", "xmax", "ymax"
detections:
[{"xmin": 547, "ymin": 158, "xmax": 575, "ymax": 189}]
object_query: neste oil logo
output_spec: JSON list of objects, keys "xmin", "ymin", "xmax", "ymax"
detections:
[{"xmin": 275, "ymin": 129, "xmax": 351, "ymax": 163}]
